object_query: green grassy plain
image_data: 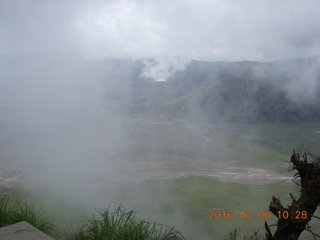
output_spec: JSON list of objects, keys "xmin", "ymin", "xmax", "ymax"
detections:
[
  {"xmin": 115, "ymin": 177, "xmax": 295, "ymax": 240},
  {"xmin": 2, "ymin": 122, "xmax": 320, "ymax": 239}
]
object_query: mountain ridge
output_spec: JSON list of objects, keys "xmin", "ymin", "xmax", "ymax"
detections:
[
  {"xmin": 1, "ymin": 55, "xmax": 319, "ymax": 123},
  {"xmin": 129, "ymin": 56, "xmax": 320, "ymax": 123}
]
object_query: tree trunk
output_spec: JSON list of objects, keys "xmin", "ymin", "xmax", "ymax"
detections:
[{"xmin": 265, "ymin": 152, "xmax": 320, "ymax": 240}]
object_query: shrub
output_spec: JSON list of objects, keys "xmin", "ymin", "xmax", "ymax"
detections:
[
  {"xmin": 0, "ymin": 194, "xmax": 55, "ymax": 235},
  {"xmin": 64, "ymin": 204, "xmax": 185, "ymax": 240}
]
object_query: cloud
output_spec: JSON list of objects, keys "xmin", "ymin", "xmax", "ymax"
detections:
[
  {"xmin": 1, "ymin": 0, "xmax": 319, "ymax": 61},
  {"xmin": 140, "ymin": 56, "xmax": 189, "ymax": 82}
]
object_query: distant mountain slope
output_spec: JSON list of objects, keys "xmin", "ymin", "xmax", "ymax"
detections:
[
  {"xmin": 2, "ymin": 54, "xmax": 318, "ymax": 123},
  {"xmin": 130, "ymin": 56, "xmax": 320, "ymax": 123}
]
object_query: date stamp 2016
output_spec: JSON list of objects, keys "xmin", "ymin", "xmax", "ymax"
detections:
[
  {"xmin": 208, "ymin": 210, "xmax": 309, "ymax": 220},
  {"xmin": 208, "ymin": 210, "xmax": 270, "ymax": 220}
]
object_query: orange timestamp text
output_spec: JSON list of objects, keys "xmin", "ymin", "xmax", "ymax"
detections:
[{"xmin": 208, "ymin": 210, "xmax": 271, "ymax": 220}]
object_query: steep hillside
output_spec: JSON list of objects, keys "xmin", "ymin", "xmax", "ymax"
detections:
[
  {"xmin": 130, "ymin": 56, "xmax": 320, "ymax": 123},
  {"xmin": 2, "ymin": 55, "xmax": 319, "ymax": 124}
]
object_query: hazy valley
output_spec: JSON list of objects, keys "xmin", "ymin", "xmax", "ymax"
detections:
[{"xmin": 1, "ymin": 55, "xmax": 320, "ymax": 239}]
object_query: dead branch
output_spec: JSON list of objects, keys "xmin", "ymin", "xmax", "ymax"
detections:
[{"xmin": 265, "ymin": 151, "xmax": 320, "ymax": 240}]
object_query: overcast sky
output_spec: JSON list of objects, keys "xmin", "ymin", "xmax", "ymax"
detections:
[{"xmin": 1, "ymin": 0, "xmax": 320, "ymax": 62}]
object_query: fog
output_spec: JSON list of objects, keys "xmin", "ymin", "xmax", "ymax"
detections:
[
  {"xmin": 1, "ymin": 58, "xmax": 125, "ymax": 197},
  {"xmin": 1, "ymin": 0, "xmax": 320, "ymax": 61},
  {"xmin": 1, "ymin": 1, "xmax": 320, "ymax": 239}
]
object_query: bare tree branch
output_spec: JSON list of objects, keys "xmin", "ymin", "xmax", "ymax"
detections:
[{"xmin": 265, "ymin": 151, "xmax": 320, "ymax": 240}]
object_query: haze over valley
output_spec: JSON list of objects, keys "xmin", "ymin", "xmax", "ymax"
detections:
[{"xmin": 1, "ymin": 1, "xmax": 320, "ymax": 239}]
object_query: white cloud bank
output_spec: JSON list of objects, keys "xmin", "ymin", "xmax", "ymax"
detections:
[
  {"xmin": 140, "ymin": 56, "xmax": 189, "ymax": 82},
  {"xmin": 1, "ymin": 0, "xmax": 320, "ymax": 61}
]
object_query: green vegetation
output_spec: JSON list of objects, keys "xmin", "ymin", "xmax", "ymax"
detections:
[
  {"xmin": 2, "ymin": 123, "xmax": 320, "ymax": 239},
  {"xmin": 0, "ymin": 194, "xmax": 55, "ymax": 235},
  {"xmin": 64, "ymin": 205, "xmax": 184, "ymax": 240},
  {"xmin": 116, "ymin": 177, "xmax": 295, "ymax": 240},
  {"xmin": 0, "ymin": 194, "xmax": 184, "ymax": 240}
]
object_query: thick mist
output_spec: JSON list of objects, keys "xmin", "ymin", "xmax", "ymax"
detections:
[
  {"xmin": 2, "ymin": 53, "xmax": 318, "ymax": 204},
  {"xmin": 1, "ymin": 0, "xmax": 320, "ymax": 61},
  {"xmin": 1, "ymin": 1, "xmax": 320, "ymax": 239},
  {"xmin": 1, "ymin": 55, "xmax": 320, "ymax": 240},
  {"xmin": 0, "ymin": 56, "xmax": 132, "ymax": 205}
]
